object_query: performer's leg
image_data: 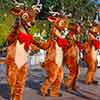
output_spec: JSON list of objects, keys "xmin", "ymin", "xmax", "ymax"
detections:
[
  {"xmin": 40, "ymin": 62, "xmax": 58, "ymax": 96},
  {"xmin": 50, "ymin": 67, "xmax": 64, "ymax": 96},
  {"xmin": 6, "ymin": 63, "xmax": 17, "ymax": 100},
  {"xmin": 64, "ymin": 58, "xmax": 79, "ymax": 90},
  {"xmin": 13, "ymin": 64, "xmax": 27, "ymax": 100},
  {"xmin": 85, "ymin": 62, "xmax": 97, "ymax": 84}
]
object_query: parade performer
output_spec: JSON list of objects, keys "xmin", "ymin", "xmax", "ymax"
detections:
[
  {"xmin": 82, "ymin": 23, "xmax": 100, "ymax": 85},
  {"xmin": 34, "ymin": 16, "xmax": 67, "ymax": 96},
  {"xmin": 64, "ymin": 22, "xmax": 82, "ymax": 90},
  {"xmin": 5, "ymin": 3, "xmax": 41, "ymax": 100}
]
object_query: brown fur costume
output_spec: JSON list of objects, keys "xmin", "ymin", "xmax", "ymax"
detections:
[
  {"xmin": 82, "ymin": 23, "xmax": 100, "ymax": 84},
  {"xmin": 34, "ymin": 16, "xmax": 67, "ymax": 96},
  {"xmin": 37, "ymin": 38, "xmax": 64, "ymax": 96},
  {"xmin": 5, "ymin": 6, "xmax": 40, "ymax": 100},
  {"xmin": 64, "ymin": 22, "xmax": 81, "ymax": 90}
]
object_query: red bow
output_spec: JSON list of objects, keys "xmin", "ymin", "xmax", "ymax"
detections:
[
  {"xmin": 69, "ymin": 31, "xmax": 74, "ymax": 39},
  {"xmin": 18, "ymin": 32, "xmax": 33, "ymax": 50},
  {"xmin": 76, "ymin": 41, "xmax": 82, "ymax": 50},
  {"xmin": 93, "ymin": 39, "xmax": 100, "ymax": 50},
  {"xmin": 56, "ymin": 37, "xmax": 68, "ymax": 52}
]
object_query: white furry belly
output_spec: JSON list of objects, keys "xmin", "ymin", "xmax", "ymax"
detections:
[
  {"xmin": 15, "ymin": 40, "xmax": 28, "ymax": 69},
  {"xmin": 92, "ymin": 46, "xmax": 97, "ymax": 60},
  {"xmin": 55, "ymin": 42, "xmax": 63, "ymax": 67}
]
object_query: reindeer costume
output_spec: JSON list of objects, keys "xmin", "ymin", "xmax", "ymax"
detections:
[
  {"xmin": 48, "ymin": 6, "xmax": 82, "ymax": 90},
  {"xmin": 5, "ymin": 1, "xmax": 41, "ymax": 100},
  {"xmin": 64, "ymin": 22, "xmax": 82, "ymax": 90},
  {"xmin": 82, "ymin": 23, "xmax": 100, "ymax": 85},
  {"xmin": 34, "ymin": 16, "xmax": 67, "ymax": 96}
]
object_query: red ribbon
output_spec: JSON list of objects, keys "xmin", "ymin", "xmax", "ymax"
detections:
[
  {"xmin": 76, "ymin": 41, "xmax": 82, "ymax": 50},
  {"xmin": 93, "ymin": 39, "xmax": 100, "ymax": 50},
  {"xmin": 69, "ymin": 31, "xmax": 74, "ymax": 39},
  {"xmin": 56, "ymin": 37, "xmax": 68, "ymax": 52},
  {"xmin": 18, "ymin": 32, "xmax": 33, "ymax": 50}
]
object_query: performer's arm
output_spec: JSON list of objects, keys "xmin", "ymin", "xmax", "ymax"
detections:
[{"xmin": 34, "ymin": 38, "xmax": 50, "ymax": 50}]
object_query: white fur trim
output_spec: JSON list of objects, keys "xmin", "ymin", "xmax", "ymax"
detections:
[
  {"xmin": 92, "ymin": 46, "xmax": 97, "ymax": 60},
  {"xmin": 15, "ymin": 40, "xmax": 28, "ymax": 69},
  {"xmin": 55, "ymin": 42, "xmax": 63, "ymax": 67}
]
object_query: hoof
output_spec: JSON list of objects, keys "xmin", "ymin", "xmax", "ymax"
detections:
[
  {"xmin": 84, "ymin": 81, "xmax": 91, "ymax": 85},
  {"xmin": 40, "ymin": 87, "xmax": 48, "ymax": 96},
  {"xmin": 64, "ymin": 86, "xmax": 70, "ymax": 90},
  {"xmin": 72, "ymin": 86, "xmax": 80, "ymax": 91},
  {"xmin": 65, "ymin": 85, "xmax": 79, "ymax": 91},
  {"xmin": 40, "ymin": 91, "xmax": 48, "ymax": 96},
  {"xmin": 41, "ymin": 93, "xmax": 47, "ymax": 96},
  {"xmin": 85, "ymin": 80, "xmax": 99, "ymax": 85},
  {"xmin": 64, "ymin": 85, "xmax": 72, "ymax": 91},
  {"xmin": 59, "ymin": 93, "xmax": 63, "ymax": 97},
  {"xmin": 92, "ymin": 80, "xmax": 99, "ymax": 85},
  {"xmin": 50, "ymin": 93, "xmax": 62, "ymax": 97}
]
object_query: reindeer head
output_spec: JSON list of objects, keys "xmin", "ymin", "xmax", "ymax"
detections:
[
  {"xmin": 11, "ymin": 1, "xmax": 42, "ymax": 29},
  {"xmin": 48, "ymin": 16, "xmax": 67, "ymax": 31},
  {"xmin": 89, "ymin": 23, "xmax": 100, "ymax": 37},
  {"xmin": 48, "ymin": 5, "xmax": 67, "ymax": 37},
  {"xmin": 48, "ymin": 16, "xmax": 67, "ymax": 37},
  {"xmin": 68, "ymin": 22, "xmax": 82, "ymax": 35},
  {"xmin": 11, "ymin": 8, "xmax": 37, "ymax": 27},
  {"xmin": 86, "ymin": 23, "xmax": 100, "ymax": 49}
]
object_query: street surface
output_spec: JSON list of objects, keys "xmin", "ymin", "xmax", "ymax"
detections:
[{"xmin": 0, "ymin": 60, "xmax": 100, "ymax": 100}]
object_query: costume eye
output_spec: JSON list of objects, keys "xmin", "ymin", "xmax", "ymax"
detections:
[
  {"xmin": 96, "ymin": 36, "xmax": 100, "ymax": 40},
  {"xmin": 22, "ymin": 13, "xmax": 29, "ymax": 20},
  {"xmin": 92, "ymin": 27, "xmax": 97, "ymax": 32},
  {"xmin": 59, "ymin": 21, "xmax": 64, "ymax": 26}
]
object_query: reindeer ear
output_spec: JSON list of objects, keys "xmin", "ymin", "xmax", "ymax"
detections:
[
  {"xmin": 47, "ymin": 16, "xmax": 57, "ymax": 22},
  {"xmin": 11, "ymin": 7, "xmax": 24, "ymax": 16},
  {"xmin": 62, "ymin": 16, "xmax": 67, "ymax": 20}
]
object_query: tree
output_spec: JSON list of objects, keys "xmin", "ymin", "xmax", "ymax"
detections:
[
  {"xmin": 63, "ymin": 0, "xmax": 97, "ymax": 22},
  {"xmin": 39, "ymin": 0, "xmax": 61, "ymax": 19}
]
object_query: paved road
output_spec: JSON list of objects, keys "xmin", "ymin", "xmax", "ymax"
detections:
[{"xmin": 0, "ymin": 63, "xmax": 100, "ymax": 100}]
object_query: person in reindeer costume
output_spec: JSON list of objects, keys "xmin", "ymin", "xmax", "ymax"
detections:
[
  {"xmin": 64, "ymin": 22, "xmax": 83, "ymax": 90},
  {"xmin": 5, "ymin": 1, "xmax": 42, "ymax": 100},
  {"xmin": 48, "ymin": 6, "xmax": 82, "ymax": 90},
  {"xmin": 34, "ymin": 15, "xmax": 68, "ymax": 96},
  {"xmin": 82, "ymin": 22, "xmax": 100, "ymax": 85}
]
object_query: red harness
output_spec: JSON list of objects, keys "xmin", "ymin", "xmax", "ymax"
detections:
[
  {"xmin": 92, "ymin": 39, "xmax": 100, "ymax": 50},
  {"xmin": 56, "ymin": 37, "xmax": 68, "ymax": 52},
  {"xmin": 76, "ymin": 40, "xmax": 82, "ymax": 50},
  {"xmin": 69, "ymin": 31, "xmax": 74, "ymax": 39},
  {"xmin": 18, "ymin": 32, "xmax": 33, "ymax": 50}
]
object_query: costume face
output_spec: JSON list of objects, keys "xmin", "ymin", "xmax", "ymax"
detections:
[
  {"xmin": 56, "ymin": 18, "xmax": 67, "ymax": 32},
  {"xmin": 11, "ymin": 7, "xmax": 39, "ymax": 28},
  {"xmin": 68, "ymin": 22, "xmax": 82, "ymax": 35},
  {"xmin": 21, "ymin": 8, "xmax": 39, "ymax": 28},
  {"xmin": 48, "ymin": 16, "xmax": 67, "ymax": 37},
  {"xmin": 89, "ymin": 23, "xmax": 100, "ymax": 37}
]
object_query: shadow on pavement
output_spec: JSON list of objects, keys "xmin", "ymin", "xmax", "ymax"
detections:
[
  {"xmin": 79, "ymin": 88, "xmax": 100, "ymax": 98},
  {"xmin": 65, "ymin": 89, "xmax": 94, "ymax": 100},
  {"xmin": 26, "ymin": 79, "xmax": 41, "ymax": 90},
  {"xmin": 0, "ymin": 83, "xmax": 9, "ymax": 100},
  {"xmin": 26, "ymin": 79, "xmax": 42, "ymax": 95}
]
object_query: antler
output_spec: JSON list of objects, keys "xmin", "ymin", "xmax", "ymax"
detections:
[
  {"xmin": 49, "ymin": 5, "xmax": 60, "ymax": 16},
  {"xmin": 32, "ymin": 0, "xmax": 42, "ymax": 12},
  {"xmin": 11, "ymin": 0, "xmax": 24, "ymax": 7},
  {"xmin": 66, "ymin": 13, "xmax": 72, "ymax": 17}
]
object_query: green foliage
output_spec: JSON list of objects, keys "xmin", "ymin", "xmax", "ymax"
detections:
[
  {"xmin": 63, "ymin": 0, "xmax": 96, "ymax": 21},
  {"xmin": 40, "ymin": 0, "xmax": 61, "ymax": 19},
  {"xmin": 29, "ymin": 20, "xmax": 51, "ymax": 35},
  {"xmin": 0, "ymin": 14, "xmax": 15, "ymax": 48},
  {"xmin": 0, "ymin": 0, "xmax": 98, "ymax": 47}
]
